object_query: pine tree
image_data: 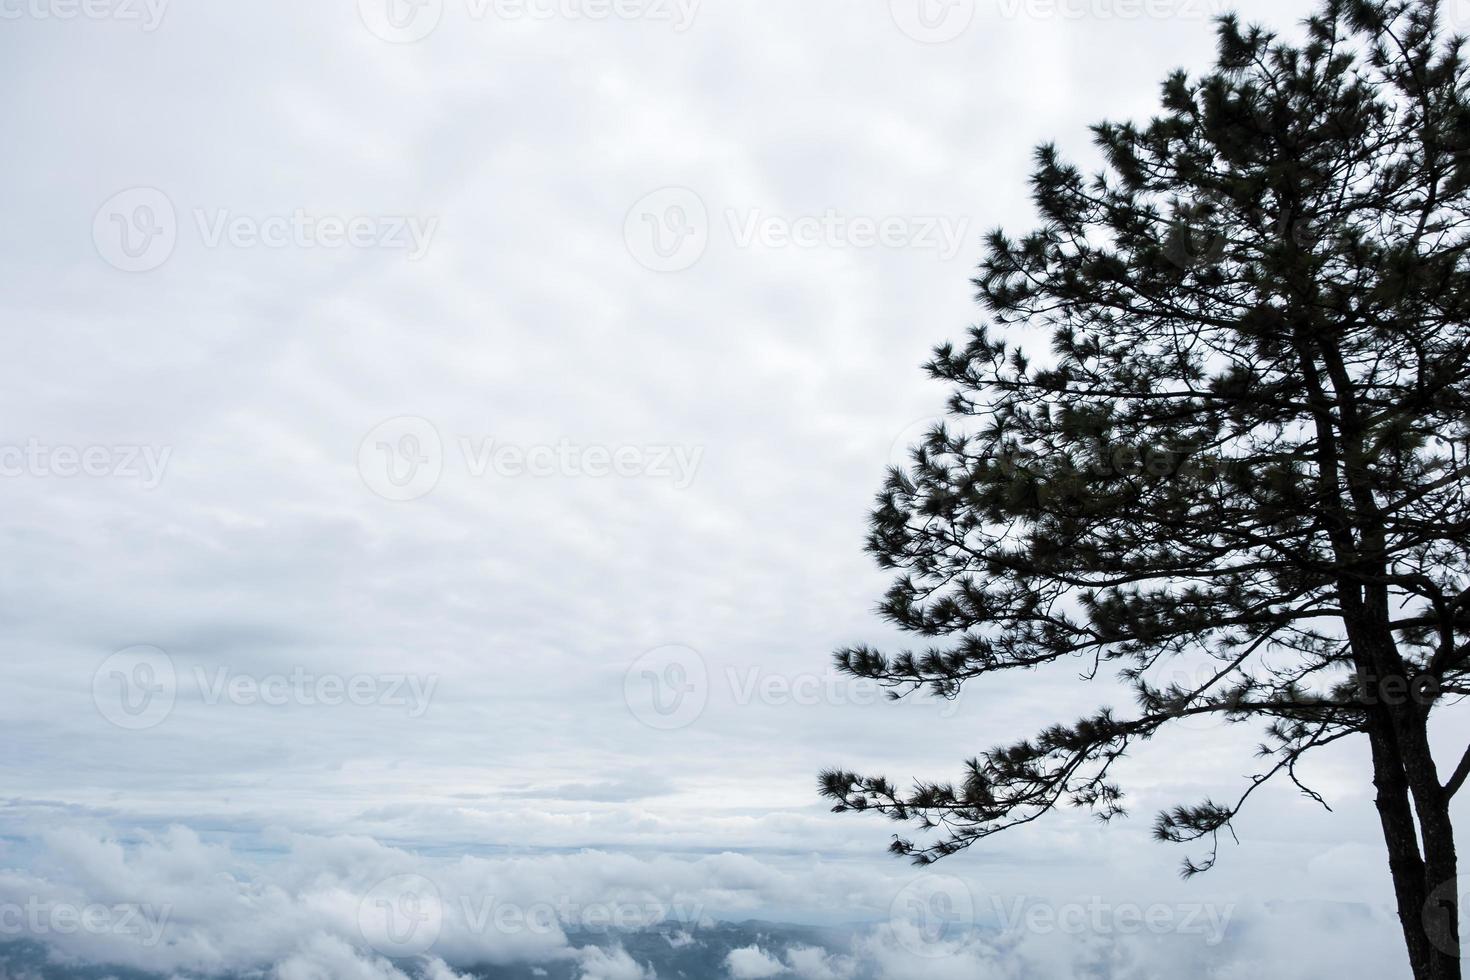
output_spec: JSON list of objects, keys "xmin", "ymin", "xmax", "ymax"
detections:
[{"xmin": 820, "ymin": 3, "xmax": 1470, "ymax": 976}]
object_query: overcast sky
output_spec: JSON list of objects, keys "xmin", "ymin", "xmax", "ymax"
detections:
[{"xmin": 0, "ymin": 1, "xmax": 1461, "ymax": 977}]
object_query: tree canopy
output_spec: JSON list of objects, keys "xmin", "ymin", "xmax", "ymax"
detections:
[{"xmin": 821, "ymin": 3, "xmax": 1470, "ymax": 976}]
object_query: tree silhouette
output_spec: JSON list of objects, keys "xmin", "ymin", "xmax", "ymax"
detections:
[{"xmin": 821, "ymin": 3, "xmax": 1470, "ymax": 977}]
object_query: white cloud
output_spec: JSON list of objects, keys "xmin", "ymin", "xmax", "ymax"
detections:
[
  {"xmin": 0, "ymin": 816, "xmax": 1419, "ymax": 978},
  {"xmin": 420, "ymin": 959, "xmax": 478, "ymax": 980},
  {"xmin": 577, "ymin": 946, "xmax": 655, "ymax": 980},
  {"xmin": 273, "ymin": 935, "xmax": 415, "ymax": 980},
  {"xmin": 785, "ymin": 946, "xmax": 856, "ymax": 980},
  {"xmin": 726, "ymin": 944, "xmax": 785, "ymax": 979}
]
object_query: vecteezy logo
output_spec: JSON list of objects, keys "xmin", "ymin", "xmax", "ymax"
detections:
[
  {"xmin": 93, "ymin": 645, "xmax": 178, "ymax": 731},
  {"xmin": 1144, "ymin": 659, "xmax": 1234, "ymax": 733},
  {"xmin": 624, "ymin": 645, "xmax": 708, "ymax": 730},
  {"xmin": 889, "ymin": 875, "xmax": 976, "ymax": 958},
  {"xmin": 359, "ymin": 874, "xmax": 444, "ymax": 957},
  {"xmin": 1423, "ymin": 874, "xmax": 1470, "ymax": 957},
  {"xmin": 1450, "ymin": 0, "xmax": 1470, "ymax": 33},
  {"xmin": 888, "ymin": 416, "xmax": 951, "ymax": 477},
  {"xmin": 357, "ymin": 0, "xmax": 444, "ymax": 43},
  {"xmin": 889, "ymin": 0, "xmax": 974, "ymax": 43},
  {"xmin": 624, "ymin": 187, "xmax": 709, "ymax": 272},
  {"xmin": 93, "ymin": 188, "xmax": 177, "ymax": 272},
  {"xmin": 358, "ymin": 417, "xmax": 444, "ymax": 501}
]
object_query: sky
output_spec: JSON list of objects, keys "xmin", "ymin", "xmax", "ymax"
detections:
[{"xmin": 0, "ymin": 0, "xmax": 1465, "ymax": 977}]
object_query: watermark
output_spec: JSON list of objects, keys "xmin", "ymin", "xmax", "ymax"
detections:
[
  {"xmin": 193, "ymin": 210, "xmax": 437, "ymax": 260},
  {"xmin": 93, "ymin": 647, "xmax": 440, "ymax": 730},
  {"xmin": 358, "ymin": 417, "xmax": 704, "ymax": 501},
  {"xmin": 625, "ymin": 645, "xmax": 708, "ymax": 730},
  {"xmin": 888, "ymin": 416, "xmax": 952, "ymax": 476},
  {"xmin": 624, "ymin": 188, "xmax": 971, "ymax": 271},
  {"xmin": 357, "ymin": 0, "xmax": 444, "ymax": 42},
  {"xmin": 1355, "ymin": 672, "xmax": 1441, "ymax": 708},
  {"xmin": 93, "ymin": 645, "xmax": 177, "ymax": 731},
  {"xmin": 889, "ymin": 0, "xmax": 975, "ymax": 43},
  {"xmin": 1139, "ymin": 659, "xmax": 1243, "ymax": 733},
  {"xmin": 93, "ymin": 188, "xmax": 176, "ymax": 273},
  {"xmin": 990, "ymin": 895, "xmax": 1235, "ymax": 945},
  {"xmin": 93, "ymin": 188, "xmax": 438, "ymax": 272},
  {"xmin": 358, "ymin": 875, "xmax": 704, "ymax": 958},
  {"xmin": 727, "ymin": 209, "xmax": 969, "ymax": 260},
  {"xmin": 889, "ymin": 876, "xmax": 976, "ymax": 958},
  {"xmin": 456, "ymin": 894, "xmax": 702, "ymax": 935},
  {"xmin": 994, "ymin": 0, "xmax": 1224, "ymax": 19},
  {"xmin": 890, "ymin": 0, "xmax": 1224, "ymax": 43},
  {"xmin": 357, "ymin": 0, "xmax": 699, "ymax": 43},
  {"xmin": 726, "ymin": 667, "xmax": 887, "ymax": 711},
  {"xmin": 0, "ymin": 440, "xmax": 171, "ymax": 488},
  {"xmin": 358, "ymin": 417, "xmax": 444, "ymax": 502},
  {"xmin": 728, "ymin": 666, "xmax": 963, "ymax": 718},
  {"xmin": 0, "ymin": 899, "xmax": 172, "ymax": 947},
  {"xmin": 193, "ymin": 666, "xmax": 439, "ymax": 718},
  {"xmin": 0, "ymin": 0, "xmax": 168, "ymax": 30},
  {"xmin": 624, "ymin": 648, "xmax": 958, "ymax": 731},
  {"xmin": 360, "ymin": 875, "xmax": 444, "ymax": 958},
  {"xmin": 1157, "ymin": 187, "xmax": 1453, "ymax": 274},
  {"xmin": 1451, "ymin": 1, "xmax": 1470, "ymax": 33},
  {"xmin": 460, "ymin": 438, "xmax": 701, "ymax": 488},
  {"xmin": 625, "ymin": 187, "xmax": 709, "ymax": 273},
  {"xmin": 1423, "ymin": 874, "xmax": 1469, "ymax": 958},
  {"xmin": 885, "ymin": 422, "xmax": 1339, "ymax": 503}
]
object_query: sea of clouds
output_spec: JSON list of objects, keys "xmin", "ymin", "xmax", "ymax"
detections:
[{"xmin": 0, "ymin": 822, "xmax": 1415, "ymax": 979}]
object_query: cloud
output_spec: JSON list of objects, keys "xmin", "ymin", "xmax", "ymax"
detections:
[
  {"xmin": 577, "ymin": 946, "xmax": 655, "ymax": 980},
  {"xmin": 0, "ymin": 817, "xmax": 1415, "ymax": 979},
  {"xmin": 420, "ymin": 959, "xmax": 479, "ymax": 980},
  {"xmin": 784, "ymin": 946, "xmax": 857, "ymax": 980},
  {"xmin": 726, "ymin": 944, "xmax": 785, "ymax": 978},
  {"xmin": 0, "ymin": 816, "xmax": 1421, "ymax": 979},
  {"xmin": 273, "ymin": 935, "xmax": 419, "ymax": 980}
]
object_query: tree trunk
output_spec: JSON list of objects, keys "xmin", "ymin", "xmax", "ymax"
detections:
[
  {"xmin": 1402, "ymin": 730, "xmax": 1460, "ymax": 980},
  {"xmin": 1370, "ymin": 717, "xmax": 1435, "ymax": 978},
  {"xmin": 1368, "ymin": 715, "xmax": 1461, "ymax": 980}
]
